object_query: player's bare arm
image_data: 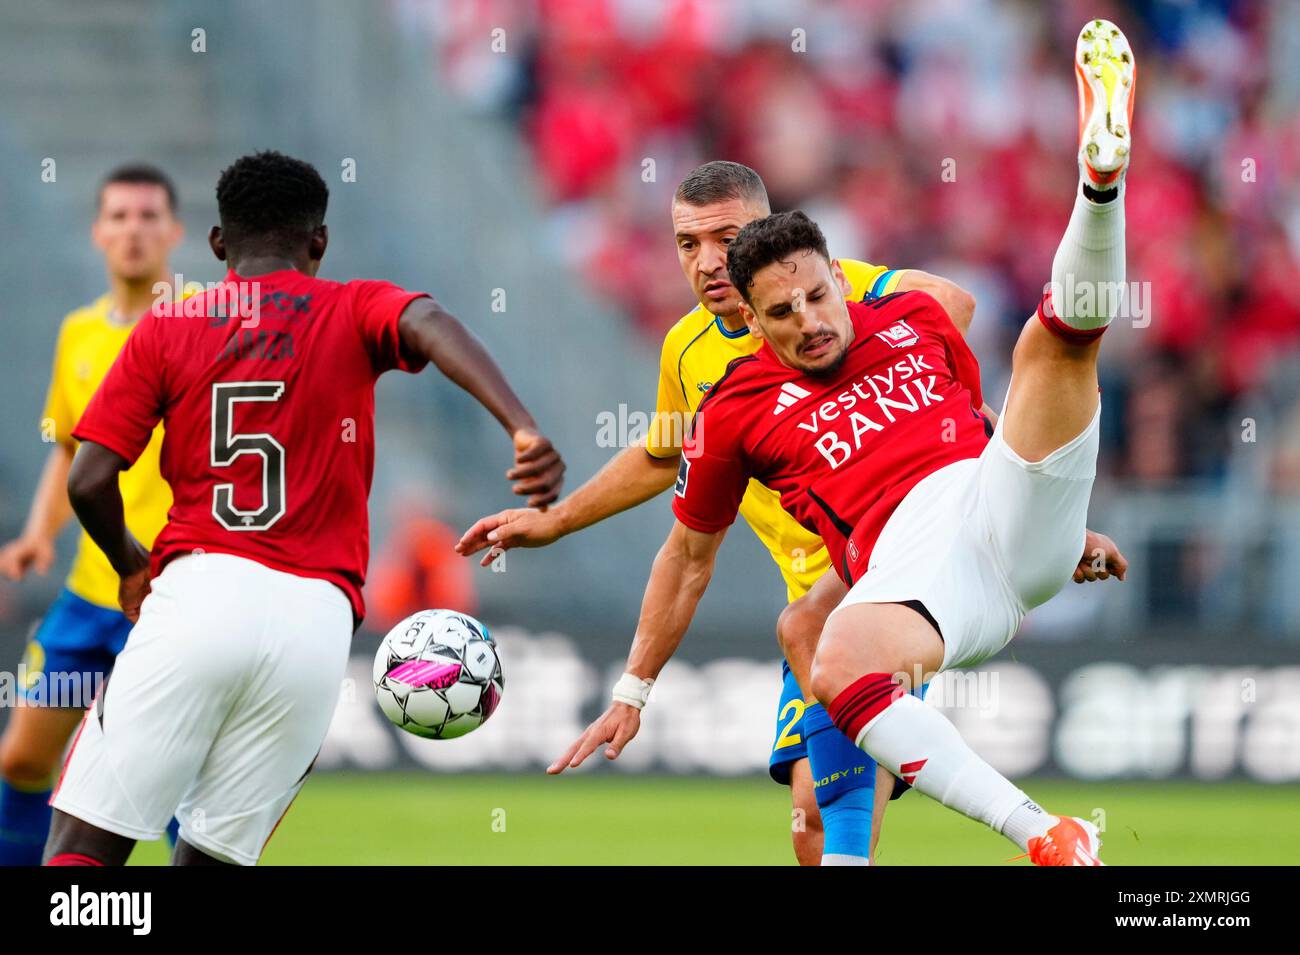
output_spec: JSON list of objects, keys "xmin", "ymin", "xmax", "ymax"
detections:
[
  {"xmin": 547, "ymin": 520, "xmax": 726, "ymax": 774},
  {"xmin": 456, "ymin": 439, "xmax": 678, "ymax": 563},
  {"xmin": 397, "ymin": 296, "xmax": 566, "ymax": 507},
  {"xmin": 0, "ymin": 442, "xmax": 75, "ymax": 580},
  {"xmin": 65, "ymin": 441, "xmax": 152, "ymax": 621},
  {"xmin": 894, "ymin": 269, "xmax": 976, "ymax": 334}
]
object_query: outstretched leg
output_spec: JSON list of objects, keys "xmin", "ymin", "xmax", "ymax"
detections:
[
  {"xmin": 809, "ymin": 18, "xmax": 1135, "ymax": 867},
  {"xmin": 1002, "ymin": 16, "xmax": 1133, "ymax": 461}
]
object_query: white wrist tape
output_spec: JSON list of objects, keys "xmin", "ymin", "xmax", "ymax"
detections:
[{"xmin": 612, "ymin": 672, "xmax": 655, "ymax": 710}]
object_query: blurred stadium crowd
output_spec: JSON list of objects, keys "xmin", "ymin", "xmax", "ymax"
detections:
[{"xmin": 410, "ymin": 0, "xmax": 1300, "ymax": 494}]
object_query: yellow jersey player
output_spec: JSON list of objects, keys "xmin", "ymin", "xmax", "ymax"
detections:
[
  {"xmin": 0, "ymin": 165, "xmax": 183, "ymax": 865},
  {"xmin": 458, "ymin": 161, "xmax": 975, "ymax": 865}
]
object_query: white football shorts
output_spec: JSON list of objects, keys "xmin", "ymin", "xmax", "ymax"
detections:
[
  {"xmin": 831, "ymin": 403, "xmax": 1100, "ymax": 671},
  {"xmin": 52, "ymin": 552, "xmax": 352, "ymax": 865}
]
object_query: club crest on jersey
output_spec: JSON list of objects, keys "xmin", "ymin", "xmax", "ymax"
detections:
[
  {"xmin": 875, "ymin": 320, "xmax": 920, "ymax": 349},
  {"xmin": 772, "ymin": 381, "xmax": 812, "ymax": 415}
]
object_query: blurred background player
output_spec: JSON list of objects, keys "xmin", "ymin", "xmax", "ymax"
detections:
[
  {"xmin": 43, "ymin": 151, "xmax": 564, "ymax": 866},
  {"xmin": 458, "ymin": 160, "xmax": 977, "ymax": 865},
  {"xmin": 0, "ymin": 165, "xmax": 184, "ymax": 866}
]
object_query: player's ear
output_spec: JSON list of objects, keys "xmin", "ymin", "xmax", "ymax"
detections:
[
  {"xmin": 831, "ymin": 259, "xmax": 851, "ymax": 298},
  {"xmin": 739, "ymin": 300, "xmax": 762, "ymax": 339},
  {"xmin": 208, "ymin": 225, "xmax": 227, "ymax": 262},
  {"xmin": 309, "ymin": 224, "xmax": 328, "ymax": 262}
]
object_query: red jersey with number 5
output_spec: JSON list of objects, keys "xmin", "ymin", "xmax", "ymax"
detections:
[
  {"xmin": 671, "ymin": 292, "xmax": 992, "ymax": 584},
  {"xmin": 72, "ymin": 268, "xmax": 429, "ymax": 622}
]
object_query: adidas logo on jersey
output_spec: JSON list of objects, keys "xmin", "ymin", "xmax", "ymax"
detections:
[
  {"xmin": 772, "ymin": 381, "xmax": 812, "ymax": 415},
  {"xmin": 875, "ymin": 320, "xmax": 920, "ymax": 349}
]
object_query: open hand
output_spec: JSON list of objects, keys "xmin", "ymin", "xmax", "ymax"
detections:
[
  {"xmin": 456, "ymin": 507, "xmax": 565, "ymax": 566},
  {"xmin": 546, "ymin": 702, "xmax": 642, "ymax": 774}
]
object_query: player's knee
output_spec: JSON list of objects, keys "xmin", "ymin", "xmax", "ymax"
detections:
[
  {"xmin": 809, "ymin": 610, "xmax": 896, "ymax": 705},
  {"xmin": 0, "ymin": 735, "xmax": 57, "ymax": 787},
  {"xmin": 809, "ymin": 629, "xmax": 851, "ymax": 707},
  {"xmin": 776, "ymin": 597, "xmax": 820, "ymax": 661}
]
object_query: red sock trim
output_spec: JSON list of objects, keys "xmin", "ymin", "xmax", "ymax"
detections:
[
  {"xmin": 46, "ymin": 852, "xmax": 104, "ymax": 866},
  {"xmin": 827, "ymin": 672, "xmax": 903, "ymax": 744},
  {"xmin": 1037, "ymin": 288, "xmax": 1108, "ymax": 345}
]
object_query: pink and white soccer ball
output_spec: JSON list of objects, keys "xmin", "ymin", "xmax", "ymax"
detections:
[{"xmin": 373, "ymin": 609, "xmax": 504, "ymax": 739}]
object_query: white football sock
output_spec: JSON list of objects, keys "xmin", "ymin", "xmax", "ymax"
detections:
[
  {"xmin": 1002, "ymin": 799, "xmax": 1059, "ymax": 851},
  {"xmin": 855, "ymin": 694, "xmax": 1051, "ymax": 851},
  {"xmin": 1048, "ymin": 182, "xmax": 1126, "ymax": 332},
  {"xmin": 821, "ymin": 853, "xmax": 870, "ymax": 866}
]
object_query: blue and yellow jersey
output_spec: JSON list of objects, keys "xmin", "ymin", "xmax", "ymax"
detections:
[
  {"xmin": 647, "ymin": 260, "xmax": 906, "ymax": 602},
  {"xmin": 42, "ymin": 295, "xmax": 172, "ymax": 610}
]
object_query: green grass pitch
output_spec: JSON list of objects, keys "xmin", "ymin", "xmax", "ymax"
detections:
[{"xmin": 128, "ymin": 774, "xmax": 1299, "ymax": 865}]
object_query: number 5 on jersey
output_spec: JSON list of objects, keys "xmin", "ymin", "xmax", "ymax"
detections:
[{"xmin": 211, "ymin": 381, "xmax": 286, "ymax": 531}]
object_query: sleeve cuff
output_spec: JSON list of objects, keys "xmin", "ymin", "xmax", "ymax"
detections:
[
  {"xmin": 671, "ymin": 506, "xmax": 735, "ymax": 535},
  {"xmin": 70, "ymin": 425, "xmax": 146, "ymax": 466},
  {"xmin": 868, "ymin": 268, "xmax": 905, "ymax": 299},
  {"xmin": 388, "ymin": 292, "xmax": 432, "ymax": 374}
]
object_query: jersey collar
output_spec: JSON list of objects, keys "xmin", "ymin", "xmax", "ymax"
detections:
[{"xmin": 712, "ymin": 314, "xmax": 750, "ymax": 339}]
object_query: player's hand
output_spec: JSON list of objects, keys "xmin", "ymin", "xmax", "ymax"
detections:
[
  {"xmin": 456, "ymin": 507, "xmax": 565, "ymax": 566},
  {"xmin": 1073, "ymin": 529, "xmax": 1128, "ymax": 583},
  {"xmin": 0, "ymin": 535, "xmax": 55, "ymax": 580},
  {"xmin": 547, "ymin": 702, "xmax": 641, "ymax": 774},
  {"xmin": 118, "ymin": 568, "xmax": 152, "ymax": 623},
  {"xmin": 509, "ymin": 427, "xmax": 565, "ymax": 509},
  {"xmin": 117, "ymin": 538, "xmax": 153, "ymax": 623}
]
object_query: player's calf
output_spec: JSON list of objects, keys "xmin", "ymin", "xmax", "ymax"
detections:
[
  {"xmin": 802, "ymin": 702, "xmax": 876, "ymax": 865},
  {"xmin": 817, "ymin": 601, "xmax": 1103, "ymax": 864},
  {"xmin": 0, "ymin": 705, "xmax": 88, "ymax": 866},
  {"xmin": 43, "ymin": 809, "xmax": 134, "ymax": 866},
  {"xmin": 787, "ymin": 759, "xmax": 824, "ymax": 866}
]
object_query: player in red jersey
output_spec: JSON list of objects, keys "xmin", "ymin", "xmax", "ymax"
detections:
[
  {"xmin": 42, "ymin": 151, "xmax": 565, "ymax": 866},
  {"xmin": 555, "ymin": 19, "xmax": 1136, "ymax": 866}
]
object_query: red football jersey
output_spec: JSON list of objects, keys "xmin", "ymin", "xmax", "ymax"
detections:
[
  {"xmin": 73, "ymin": 268, "xmax": 429, "ymax": 622},
  {"xmin": 672, "ymin": 292, "xmax": 992, "ymax": 584}
]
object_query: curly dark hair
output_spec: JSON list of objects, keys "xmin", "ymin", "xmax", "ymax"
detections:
[
  {"xmin": 215, "ymin": 151, "xmax": 329, "ymax": 252},
  {"xmin": 726, "ymin": 210, "xmax": 830, "ymax": 302}
]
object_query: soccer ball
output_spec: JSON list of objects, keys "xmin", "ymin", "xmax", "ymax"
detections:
[{"xmin": 373, "ymin": 609, "xmax": 504, "ymax": 739}]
